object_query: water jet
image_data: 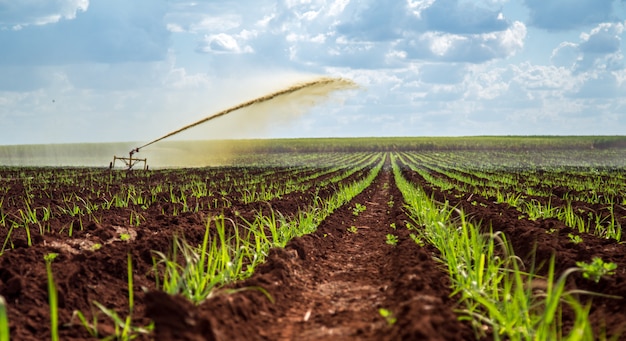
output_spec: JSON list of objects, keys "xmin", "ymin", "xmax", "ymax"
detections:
[{"xmin": 110, "ymin": 76, "xmax": 356, "ymax": 169}]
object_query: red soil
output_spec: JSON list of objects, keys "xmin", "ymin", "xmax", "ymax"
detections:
[{"xmin": 0, "ymin": 163, "xmax": 624, "ymax": 340}]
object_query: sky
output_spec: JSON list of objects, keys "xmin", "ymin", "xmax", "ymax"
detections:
[{"xmin": 1, "ymin": 0, "xmax": 626, "ymax": 145}]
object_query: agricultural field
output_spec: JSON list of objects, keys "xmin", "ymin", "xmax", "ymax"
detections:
[{"xmin": 1, "ymin": 137, "xmax": 626, "ymax": 340}]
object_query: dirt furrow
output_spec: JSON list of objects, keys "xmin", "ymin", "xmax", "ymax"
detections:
[{"xmin": 146, "ymin": 168, "xmax": 475, "ymax": 340}]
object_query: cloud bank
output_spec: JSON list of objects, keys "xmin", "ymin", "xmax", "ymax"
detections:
[{"xmin": 0, "ymin": 0, "xmax": 625, "ymax": 145}]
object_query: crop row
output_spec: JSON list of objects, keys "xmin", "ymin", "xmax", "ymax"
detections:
[
  {"xmin": 396, "ymin": 151, "xmax": 625, "ymax": 241},
  {"xmin": 0, "ymin": 152, "xmax": 380, "ymax": 254},
  {"xmin": 0, "ymin": 153, "xmax": 385, "ymax": 340},
  {"xmin": 391, "ymin": 153, "xmax": 622, "ymax": 340}
]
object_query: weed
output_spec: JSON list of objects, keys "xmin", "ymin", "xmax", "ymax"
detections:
[
  {"xmin": 576, "ymin": 257, "xmax": 618, "ymax": 283},
  {"xmin": 385, "ymin": 234, "xmax": 398, "ymax": 246},
  {"xmin": 568, "ymin": 233, "xmax": 583, "ymax": 244},
  {"xmin": 352, "ymin": 203, "xmax": 366, "ymax": 216},
  {"xmin": 409, "ymin": 233, "xmax": 424, "ymax": 247},
  {"xmin": 70, "ymin": 309, "xmax": 99, "ymax": 338},
  {"xmin": 378, "ymin": 308, "xmax": 397, "ymax": 325},
  {"xmin": 347, "ymin": 226, "xmax": 358, "ymax": 234},
  {"xmin": 387, "ymin": 196, "xmax": 394, "ymax": 208}
]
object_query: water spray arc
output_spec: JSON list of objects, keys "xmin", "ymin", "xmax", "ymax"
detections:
[{"xmin": 110, "ymin": 77, "xmax": 356, "ymax": 169}]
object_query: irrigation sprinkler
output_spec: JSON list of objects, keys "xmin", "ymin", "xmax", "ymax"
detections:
[
  {"xmin": 108, "ymin": 77, "xmax": 356, "ymax": 170},
  {"xmin": 111, "ymin": 148, "xmax": 148, "ymax": 170}
]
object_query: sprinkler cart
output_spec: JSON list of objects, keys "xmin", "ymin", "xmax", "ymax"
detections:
[{"xmin": 111, "ymin": 147, "xmax": 148, "ymax": 170}]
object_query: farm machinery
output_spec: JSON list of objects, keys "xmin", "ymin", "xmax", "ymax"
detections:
[{"xmin": 110, "ymin": 147, "xmax": 148, "ymax": 170}]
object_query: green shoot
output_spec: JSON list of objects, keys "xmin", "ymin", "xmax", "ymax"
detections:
[
  {"xmin": 0, "ymin": 295, "xmax": 9, "ymax": 341},
  {"xmin": 576, "ymin": 257, "xmax": 618, "ymax": 283},
  {"xmin": 76, "ymin": 253, "xmax": 152, "ymax": 339},
  {"xmin": 568, "ymin": 233, "xmax": 583, "ymax": 244},
  {"xmin": 44, "ymin": 253, "xmax": 59, "ymax": 341},
  {"xmin": 409, "ymin": 233, "xmax": 424, "ymax": 247},
  {"xmin": 70, "ymin": 310, "xmax": 98, "ymax": 338},
  {"xmin": 352, "ymin": 203, "xmax": 366, "ymax": 216},
  {"xmin": 391, "ymin": 154, "xmax": 599, "ymax": 340},
  {"xmin": 385, "ymin": 234, "xmax": 398, "ymax": 246},
  {"xmin": 378, "ymin": 308, "xmax": 397, "ymax": 325}
]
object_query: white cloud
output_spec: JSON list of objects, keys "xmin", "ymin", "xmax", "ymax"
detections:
[
  {"xmin": 407, "ymin": 0, "xmax": 436, "ymax": 19},
  {"xmin": 464, "ymin": 64, "xmax": 510, "ymax": 100},
  {"xmin": 327, "ymin": 0, "xmax": 350, "ymax": 17},
  {"xmin": 327, "ymin": 0, "xmax": 526, "ymax": 65},
  {"xmin": 197, "ymin": 31, "xmax": 256, "ymax": 54},
  {"xmin": 398, "ymin": 21, "xmax": 526, "ymax": 63},
  {"xmin": 199, "ymin": 33, "xmax": 242, "ymax": 53},
  {"xmin": 579, "ymin": 22, "xmax": 624, "ymax": 54},
  {"xmin": 164, "ymin": 67, "xmax": 212, "ymax": 90},
  {"xmin": 299, "ymin": 10, "xmax": 321, "ymax": 21},
  {"xmin": 424, "ymin": 32, "xmax": 466, "ymax": 56},
  {"xmin": 499, "ymin": 21, "xmax": 527, "ymax": 52},
  {"xmin": 551, "ymin": 22, "xmax": 625, "ymax": 72},
  {"xmin": 3, "ymin": 0, "xmax": 626, "ymax": 146},
  {"xmin": 551, "ymin": 42, "xmax": 580, "ymax": 68},
  {"xmin": 511, "ymin": 63, "xmax": 575, "ymax": 91}
]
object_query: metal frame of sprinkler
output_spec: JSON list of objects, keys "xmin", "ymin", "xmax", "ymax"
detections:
[{"xmin": 111, "ymin": 148, "xmax": 148, "ymax": 170}]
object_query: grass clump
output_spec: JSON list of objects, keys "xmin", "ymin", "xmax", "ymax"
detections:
[{"xmin": 152, "ymin": 216, "xmax": 250, "ymax": 304}]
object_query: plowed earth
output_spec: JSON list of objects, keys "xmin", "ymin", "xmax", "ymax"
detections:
[
  {"xmin": 144, "ymin": 166, "xmax": 475, "ymax": 341},
  {"xmin": 1, "ymin": 160, "xmax": 625, "ymax": 340}
]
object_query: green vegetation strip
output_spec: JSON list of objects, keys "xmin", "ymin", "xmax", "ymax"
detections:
[
  {"xmin": 398, "ymin": 152, "xmax": 623, "ymax": 241},
  {"xmin": 392, "ymin": 154, "xmax": 603, "ymax": 340},
  {"xmin": 152, "ymin": 156, "xmax": 384, "ymax": 304}
]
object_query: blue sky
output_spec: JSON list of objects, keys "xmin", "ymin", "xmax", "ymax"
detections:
[{"xmin": 1, "ymin": 0, "xmax": 626, "ymax": 145}]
